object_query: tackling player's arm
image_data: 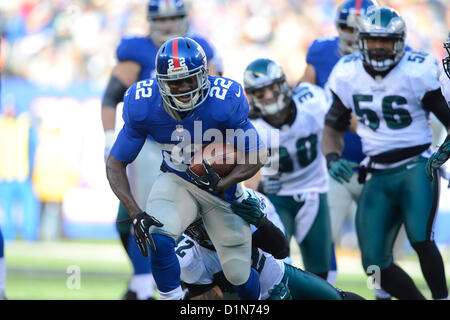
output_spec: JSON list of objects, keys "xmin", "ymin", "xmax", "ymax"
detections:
[
  {"xmin": 322, "ymin": 90, "xmax": 358, "ymax": 183},
  {"xmin": 322, "ymin": 90, "xmax": 351, "ymax": 157},
  {"xmin": 422, "ymin": 87, "xmax": 450, "ymax": 131},
  {"xmin": 186, "ymin": 284, "xmax": 224, "ymax": 300}
]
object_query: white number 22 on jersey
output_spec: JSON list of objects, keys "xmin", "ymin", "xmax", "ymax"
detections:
[
  {"xmin": 135, "ymin": 79, "xmax": 153, "ymax": 100},
  {"xmin": 209, "ymin": 78, "xmax": 233, "ymax": 100}
]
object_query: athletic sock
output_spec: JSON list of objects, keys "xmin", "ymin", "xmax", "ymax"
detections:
[
  {"xmin": 129, "ymin": 273, "xmax": 156, "ymax": 300},
  {"xmin": 159, "ymin": 285, "xmax": 184, "ymax": 300},
  {"xmin": 380, "ymin": 263, "xmax": 425, "ymax": 300},
  {"xmin": 232, "ymin": 268, "xmax": 260, "ymax": 300},
  {"xmin": 127, "ymin": 234, "xmax": 152, "ymax": 274},
  {"xmin": 150, "ymin": 234, "xmax": 181, "ymax": 294},
  {"xmin": 412, "ymin": 241, "xmax": 448, "ymax": 300}
]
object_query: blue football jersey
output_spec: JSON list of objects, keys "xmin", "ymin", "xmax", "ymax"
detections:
[
  {"xmin": 116, "ymin": 34, "xmax": 216, "ymax": 81},
  {"xmin": 110, "ymin": 76, "xmax": 264, "ymax": 203},
  {"xmin": 306, "ymin": 36, "xmax": 341, "ymax": 89}
]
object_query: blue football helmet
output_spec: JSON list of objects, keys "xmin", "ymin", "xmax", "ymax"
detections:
[
  {"xmin": 443, "ymin": 33, "xmax": 450, "ymax": 79},
  {"xmin": 357, "ymin": 6, "xmax": 406, "ymax": 72},
  {"xmin": 155, "ymin": 37, "xmax": 210, "ymax": 112},
  {"xmin": 335, "ymin": 0, "xmax": 379, "ymax": 54},
  {"xmin": 147, "ymin": 0, "xmax": 189, "ymax": 45}
]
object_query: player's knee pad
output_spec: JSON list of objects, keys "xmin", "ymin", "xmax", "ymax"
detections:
[{"xmin": 221, "ymin": 259, "xmax": 251, "ymax": 286}]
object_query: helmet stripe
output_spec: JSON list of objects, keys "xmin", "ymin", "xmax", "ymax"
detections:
[
  {"xmin": 355, "ymin": 0, "xmax": 362, "ymax": 16},
  {"xmin": 172, "ymin": 38, "xmax": 180, "ymax": 68}
]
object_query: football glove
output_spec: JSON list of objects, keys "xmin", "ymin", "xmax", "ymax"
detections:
[
  {"xmin": 230, "ymin": 197, "xmax": 266, "ymax": 227},
  {"xmin": 186, "ymin": 159, "xmax": 222, "ymax": 192},
  {"xmin": 326, "ymin": 153, "xmax": 358, "ymax": 184},
  {"xmin": 119, "ymin": 212, "xmax": 164, "ymax": 257},
  {"xmin": 425, "ymin": 138, "xmax": 450, "ymax": 181},
  {"xmin": 261, "ymin": 177, "xmax": 283, "ymax": 194}
]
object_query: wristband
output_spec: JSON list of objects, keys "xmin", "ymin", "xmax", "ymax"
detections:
[{"xmin": 104, "ymin": 130, "xmax": 116, "ymax": 149}]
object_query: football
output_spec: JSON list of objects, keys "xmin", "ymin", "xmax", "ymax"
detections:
[{"xmin": 189, "ymin": 142, "xmax": 239, "ymax": 177}]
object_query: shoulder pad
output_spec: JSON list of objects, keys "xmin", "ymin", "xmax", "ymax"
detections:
[
  {"xmin": 309, "ymin": 36, "xmax": 338, "ymax": 52},
  {"xmin": 293, "ymin": 82, "xmax": 329, "ymax": 120},
  {"xmin": 400, "ymin": 51, "xmax": 438, "ymax": 78},
  {"xmin": 122, "ymin": 79, "xmax": 158, "ymax": 126},
  {"xmin": 116, "ymin": 36, "xmax": 151, "ymax": 63},
  {"xmin": 330, "ymin": 53, "xmax": 359, "ymax": 80},
  {"xmin": 209, "ymin": 77, "xmax": 249, "ymax": 124}
]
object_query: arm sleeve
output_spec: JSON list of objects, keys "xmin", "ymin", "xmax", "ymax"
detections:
[
  {"xmin": 324, "ymin": 90, "xmax": 352, "ymax": 132},
  {"xmin": 422, "ymin": 88, "xmax": 450, "ymax": 128},
  {"xmin": 252, "ymin": 216, "xmax": 289, "ymax": 259}
]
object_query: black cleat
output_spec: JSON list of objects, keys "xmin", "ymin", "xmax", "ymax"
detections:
[{"xmin": 121, "ymin": 289, "xmax": 138, "ymax": 300}]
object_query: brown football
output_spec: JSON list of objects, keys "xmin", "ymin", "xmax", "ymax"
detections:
[{"xmin": 189, "ymin": 142, "xmax": 238, "ymax": 177}]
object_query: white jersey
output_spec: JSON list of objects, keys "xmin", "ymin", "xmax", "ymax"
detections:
[
  {"xmin": 252, "ymin": 83, "xmax": 329, "ymax": 196},
  {"xmin": 439, "ymin": 67, "xmax": 450, "ymax": 105},
  {"xmin": 176, "ymin": 189, "xmax": 285, "ymax": 300},
  {"xmin": 328, "ymin": 51, "xmax": 441, "ymax": 157}
]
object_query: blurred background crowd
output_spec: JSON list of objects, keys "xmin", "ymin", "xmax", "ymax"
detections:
[
  {"xmin": 0, "ymin": 0, "xmax": 449, "ymax": 246},
  {"xmin": 1, "ymin": 0, "xmax": 449, "ymax": 87}
]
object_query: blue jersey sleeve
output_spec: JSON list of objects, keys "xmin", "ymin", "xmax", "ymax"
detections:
[{"xmin": 109, "ymin": 83, "xmax": 148, "ymax": 163}]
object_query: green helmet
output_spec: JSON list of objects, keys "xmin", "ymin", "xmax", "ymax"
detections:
[
  {"xmin": 357, "ymin": 6, "xmax": 406, "ymax": 72},
  {"xmin": 243, "ymin": 58, "xmax": 291, "ymax": 117}
]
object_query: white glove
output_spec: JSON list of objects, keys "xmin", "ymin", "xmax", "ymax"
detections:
[{"xmin": 104, "ymin": 130, "xmax": 115, "ymax": 163}]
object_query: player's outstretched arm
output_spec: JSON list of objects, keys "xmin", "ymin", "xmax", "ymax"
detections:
[{"xmin": 216, "ymin": 148, "xmax": 268, "ymax": 193}]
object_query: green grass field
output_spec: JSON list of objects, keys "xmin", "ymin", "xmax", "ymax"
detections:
[{"xmin": 3, "ymin": 239, "xmax": 450, "ymax": 300}]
